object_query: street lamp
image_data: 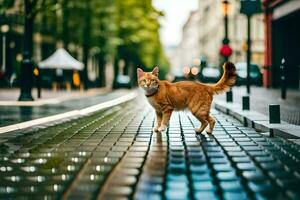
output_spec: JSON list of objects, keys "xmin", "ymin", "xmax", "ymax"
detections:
[
  {"xmin": 221, "ymin": 1, "xmax": 234, "ymax": 102},
  {"xmin": 221, "ymin": 0, "xmax": 231, "ymax": 62},
  {"xmin": 1, "ymin": 24, "xmax": 9, "ymax": 74},
  {"xmin": 222, "ymin": 0, "xmax": 230, "ymax": 41},
  {"xmin": 192, "ymin": 58, "xmax": 201, "ymax": 66},
  {"xmin": 240, "ymin": 0, "xmax": 262, "ymax": 94},
  {"xmin": 191, "ymin": 67, "xmax": 199, "ymax": 76},
  {"xmin": 222, "ymin": 0, "xmax": 230, "ymax": 16},
  {"xmin": 18, "ymin": 0, "xmax": 34, "ymax": 101},
  {"xmin": 183, "ymin": 66, "xmax": 190, "ymax": 76}
]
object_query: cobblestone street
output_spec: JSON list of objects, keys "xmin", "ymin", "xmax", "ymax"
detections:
[
  {"xmin": 2, "ymin": 0, "xmax": 300, "ymax": 199},
  {"xmin": 0, "ymin": 96, "xmax": 300, "ymax": 199}
]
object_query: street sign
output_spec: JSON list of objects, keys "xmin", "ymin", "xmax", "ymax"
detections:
[{"xmin": 240, "ymin": 0, "xmax": 262, "ymax": 15}]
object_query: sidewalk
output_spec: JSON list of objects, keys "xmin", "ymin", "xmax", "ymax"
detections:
[
  {"xmin": 0, "ymin": 88, "xmax": 130, "ymax": 127},
  {"xmin": 0, "ymin": 96, "xmax": 299, "ymax": 199},
  {"xmin": 216, "ymin": 86, "xmax": 300, "ymax": 125}
]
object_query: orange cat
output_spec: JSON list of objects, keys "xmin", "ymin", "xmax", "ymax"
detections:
[{"xmin": 137, "ymin": 62, "xmax": 237, "ymax": 134}]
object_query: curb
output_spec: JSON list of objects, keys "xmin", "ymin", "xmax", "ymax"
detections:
[
  {"xmin": 0, "ymin": 91, "xmax": 138, "ymax": 134},
  {"xmin": 214, "ymin": 100, "xmax": 300, "ymax": 139}
]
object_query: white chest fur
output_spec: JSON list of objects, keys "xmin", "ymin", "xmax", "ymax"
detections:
[{"xmin": 147, "ymin": 97, "xmax": 160, "ymax": 109}]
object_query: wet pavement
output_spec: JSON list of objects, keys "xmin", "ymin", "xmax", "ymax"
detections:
[
  {"xmin": 0, "ymin": 97, "xmax": 300, "ymax": 199},
  {"xmin": 0, "ymin": 90, "xmax": 129, "ymax": 127}
]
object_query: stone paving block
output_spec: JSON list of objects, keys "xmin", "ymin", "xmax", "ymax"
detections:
[
  {"xmin": 0, "ymin": 100, "xmax": 300, "ymax": 199},
  {"xmin": 194, "ymin": 191, "xmax": 219, "ymax": 200},
  {"xmin": 216, "ymin": 171, "xmax": 239, "ymax": 181},
  {"xmin": 223, "ymin": 191, "xmax": 249, "ymax": 200}
]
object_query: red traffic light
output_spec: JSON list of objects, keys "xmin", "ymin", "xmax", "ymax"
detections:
[{"xmin": 220, "ymin": 44, "xmax": 233, "ymax": 57}]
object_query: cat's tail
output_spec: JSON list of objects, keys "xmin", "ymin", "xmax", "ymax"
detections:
[{"xmin": 211, "ymin": 62, "xmax": 237, "ymax": 94}]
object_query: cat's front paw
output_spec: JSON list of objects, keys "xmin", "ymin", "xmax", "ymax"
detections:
[
  {"xmin": 158, "ymin": 125, "xmax": 167, "ymax": 132},
  {"xmin": 153, "ymin": 125, "xmax": 159, "ymax": 132}
]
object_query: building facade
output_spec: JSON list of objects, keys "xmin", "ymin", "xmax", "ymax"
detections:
[
  {"xmin": 198, "ymin": 0, "xmax": 265, "ymax": 68},
  {"xmin": 262, "ymin": 0, "xmax": 300, "ymax": 88},
  {"xmin": 170, "ymin": 11, "xmax": 200, "ymax": 76}
]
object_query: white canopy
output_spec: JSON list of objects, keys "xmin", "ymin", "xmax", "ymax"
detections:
[{"xmin": 38, "ymin": 48, "xmax": 84, "ymax": 70}]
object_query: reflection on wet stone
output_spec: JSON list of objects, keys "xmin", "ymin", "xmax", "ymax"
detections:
[{"xmin": 20, "ymin": 107, "xmax": 33, "ymax": 123}]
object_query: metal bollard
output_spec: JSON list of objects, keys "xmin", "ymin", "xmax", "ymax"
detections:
[
  {"xmin": 269, "ymin": 104, "xmax": 280, "ymax": 124},
  {"xmin": 280, "ymin": 58, "xmax": 286, "ymax": 100},
  {"xmin": 226, "ymin": 90, "xmax": 233, "ymax": 102},
  {"xmin": 242, "ymin": 96, "xmax": 250, "ymax": 110}
]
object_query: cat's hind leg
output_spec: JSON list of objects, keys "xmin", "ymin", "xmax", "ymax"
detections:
[
  {"xmin": 207, "ymin": 115, "xmax": 216, "ymax": 134},
  {"xmin": 195, "ymin": 118, "xmax": 208, "ymax": 134},
  {"xmin": 193, "ymin": 112, "xmax": 208, "ymax": 134}
]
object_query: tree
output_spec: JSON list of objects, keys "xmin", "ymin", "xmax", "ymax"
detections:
[
  {"xmin": 2, "ymin": 0, "xmax": 169, "ymax": 90},
  {"xmin": 91, "ymin": 0, "xmax": 117, "ymax": 87},
  {"xmin": 114, "ymin": 0, "xmax": 169, "ymax": 84}
]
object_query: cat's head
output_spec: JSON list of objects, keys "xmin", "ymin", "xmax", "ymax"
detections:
[{"xmin": 137, "ymin": 67, "xmax": 159, "ymax": 91}]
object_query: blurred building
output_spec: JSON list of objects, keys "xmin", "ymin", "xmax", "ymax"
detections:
[
  {"xmin": 262, "ymin": 0, "xmax": 300, "ymax": 88},
  {"xmin": 170, "ymin": 11, "xmax": 200, "ymax": 76},
  {"xmin": 198, "ymin": 0, "xmax": 265, "ymax": 67}
]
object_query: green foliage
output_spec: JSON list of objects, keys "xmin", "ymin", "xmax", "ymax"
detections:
[
  {"xmin": 90, "ymin": 0, "xmax": 117, "ymax": 57},
  {"xmin": 0, "ymin": 0, "xmax": 14, "ymax": 15},
  {"xmin": 2, "ymin": 0, "xmax": 169, "ymax": 79},
  {"xmin": 115, "ymin": 0, "xmax": 169, "ymax": 73}
]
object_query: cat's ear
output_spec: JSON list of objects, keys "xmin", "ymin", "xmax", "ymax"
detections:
[
  {"xmin": 152, "ymin": 66, "xmax": 159, "ymax": 77},
  {"xmin": 137, "ymin": 68, "xmax": 144, "ymax": 79}
]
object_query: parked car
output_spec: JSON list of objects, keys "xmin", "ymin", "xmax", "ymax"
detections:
[
  {"xmin": 200, "ymin": 67, "xmax": 220, "ymax": 83},
  {"xmin": 113, "ymin": 75, "xmax": 132, "ymax": 89},
  {"xmin": 235, "ymin": 62, "xmax": 262, "ymax": 86}
]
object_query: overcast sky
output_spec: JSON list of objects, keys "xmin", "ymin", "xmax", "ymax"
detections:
[{"xmin": 153, "ymin": 0, "xmax": 198, "ymax": 47}]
